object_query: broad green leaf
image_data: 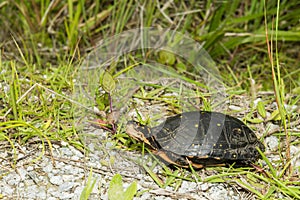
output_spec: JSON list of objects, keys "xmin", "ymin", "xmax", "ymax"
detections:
[
  {"xmin": 257, "ymin": 101, "xmax": 266, "ymax": 118},
  {"xmin": 158, "ymin": 50, "xmax": 176, "ymax": 65},
  {"xmin": 95, "ymin": 89, "xmax": 109, "ymax": 110},
  {"xmin": 101, "ymin": 71, "xmax": 116, "ymax": 93},
  {"xmin": 267, "ymin": 109, "xmax": 282, "ymax": 121},
  {"xmin": 175, "ymin": 61, "xmax": 187, "ymax": 72},
  {"xmin": 123, "ymin": 181, "xmax": 137, "ymax": 200},
  {"xmin": 245, "ymin": 116, "xmax": 264, "ymax": 124},
  {"xmin": 80, "ymin": 168, "xmax": 97, "ymax": 200},
  {"xmin": 95, "ymin": 99, "xmax": 106, "ymax": 111},
  {"xmin": 108, "ymin": 174, "xmax": 124, "ymax": 200}
]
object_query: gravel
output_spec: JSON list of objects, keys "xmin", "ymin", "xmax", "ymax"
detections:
[{"xmin": 0, "ymin": 119, "xmax": 299, "ymax": 199}]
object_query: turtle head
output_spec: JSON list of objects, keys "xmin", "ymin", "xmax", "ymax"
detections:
[{"xmin": 126, "ymin": 121, "xmax": 153, "ymax": 146}]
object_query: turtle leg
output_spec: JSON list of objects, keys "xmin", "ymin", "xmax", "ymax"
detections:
[
  {"xmin": 155, "ymin": 150, "xmax": 204, "ymax": 169},
  {"xmin": 185, "ymin": 158, "xmax": 204, "ymax": 169},
  {"xmin": 155, "ymin": 151, "xmax": 183, "ymax": 167}
]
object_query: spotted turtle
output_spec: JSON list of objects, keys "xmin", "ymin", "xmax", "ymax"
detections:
[{"xmin": 126, "ymin": 111, "xmax": 265, "ymax": 169}]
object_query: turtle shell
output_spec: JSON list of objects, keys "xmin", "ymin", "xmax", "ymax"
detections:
[{"xmin": 126, "ymin": 111, "xmax": 265, "ymax": 169}]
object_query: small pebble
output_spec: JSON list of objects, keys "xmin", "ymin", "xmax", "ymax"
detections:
[
  {"xmin": 49, "ymin": 175, "xmax": 64, "ymax": 185},
  {"xmin": 27, "ymin": 166, "xmax": 34, "ymax": 171},
  {"xmin": 59, "ymin": 182, "xmax": 75, "ymax": 192},
  {"xmin": 4, "ymin": 172, "xmax": 21, "ymax": 186},
  {"xmin": 200, "ymin": 182, "xmax": 210, "ymax": 191},
  {"xmin": 61, "ymin": 141, "xmax": 68, "ymax": 146},
  {"xmin": 0, "ymin": 185, "xmax": 14, "ymax": 195},
  {"xmin": 229, "ymin": 105, "xmax": 242, "ymax": 111},
  {"xmin": 265, "ymin": 136, "xmax": 279, "ymax": 151},
  {"xmin": 253, "ymin": 98, "xmax": 262, "ymax": 107}
]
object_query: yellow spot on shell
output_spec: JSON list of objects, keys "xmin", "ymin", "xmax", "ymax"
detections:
[{"xmin": 195, "ymin": 124, "xmax": 198, "ymax": 128}]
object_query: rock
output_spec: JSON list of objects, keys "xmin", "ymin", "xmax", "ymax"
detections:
[
  {"xmin": 265, "ymin": 136, "xmax": 279, "ymax": 151},
  {"xmin": 4, "ymin": 172, "xmax": 21, "ymax": 186},
  {"xmin": 43, "ymin": 163, "xmax": 54, "ymax": 173},
  {"xmin": 200, "ymin": 182, "xmax": 210, "ymax": 191},
  {"xmin": 228, "ymin": 105, "xmax": 242, "ymax": 111},
  {"xmin": 208, "ymin": 184, "xmax": 230, "ymax": 200},
  {"xmin": 49, "ymin": 175, "xmax": 64, "ymax": 185},
  {"xmin": 59, "ymin": 182, "xmax": 75, "ymax": 192},
  {"xmin": 0, "ymin": 184, "xmax": 14, "ymax": 196},
  {"xmin": 60, "ymin": 147, "xmax": 73, "ymax": 156}
]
